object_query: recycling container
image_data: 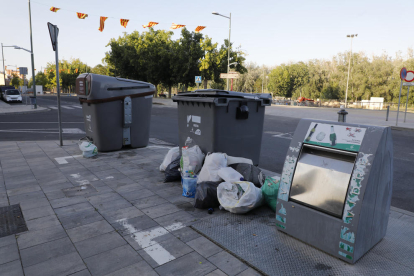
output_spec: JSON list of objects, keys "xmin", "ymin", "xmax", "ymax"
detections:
[
  {"xmin": 172, "ymin": 89, "xmax": 272, "ymax": 165},
  {"xmin": 76, "ymin": 73, "xmax": 155, "ymax": 152},
  {"xmin": 276, "ymin": 119, "xmax": 393, "ymax": 263}
]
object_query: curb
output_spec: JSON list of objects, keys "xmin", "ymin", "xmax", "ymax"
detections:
[
  {"xmin": 390, "ymin": 126, "xmax": 414, "ymax": 131},
  {"xmin": 0, "ymin": 108, "xmax": 50, "ymax": 115}
]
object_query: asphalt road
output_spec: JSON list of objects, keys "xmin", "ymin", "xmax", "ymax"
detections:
[{"xmin": 1, "ymin": 95, "xmax": 413, "ymax": 212}]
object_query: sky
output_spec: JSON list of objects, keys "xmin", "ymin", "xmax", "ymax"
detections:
[{"xmin": 1, "ymin": 0, "xmax": 413, "ymax": 79}]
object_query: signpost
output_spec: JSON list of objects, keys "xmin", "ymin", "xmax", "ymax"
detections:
[
  {"xmin": 47, "ymin": 22, "xmax": 63, "ymax": 146},
  {"xmin": 220, "ymin": 72, "xmax": 239, "ymax": 91},
  {"xmin": 195, "ymin": 76, "xmax": 202, "ymax": 89},
  {"xmin": 396, "ymin": 68, "xmax": 407, "ymax": 126},
  {"xmin": 19, "ymin": 67, "xmax": 28, "ymax": 75}
]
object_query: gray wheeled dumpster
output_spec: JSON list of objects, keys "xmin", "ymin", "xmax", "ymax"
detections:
[
  {"xmin": 76, "ymin": 73, "xmax": 155, "ymax": 152},
  {"xmin": 172, "ymin": 89, "xmax": 272, "ymax": 165}
]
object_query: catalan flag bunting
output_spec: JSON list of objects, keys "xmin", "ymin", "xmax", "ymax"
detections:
[
  {"xmin": 170, "ymin": 23, "xmax": 185, "ymax": 30},
  {"xmin": 120, "ymin": 19, "xmax": 129, "ymax": 28},
  {"xmin": 142, "ymin": 22, "xmax": 158, "ymax": 28},
  {"xmin": 99, "ymin": 16, "xmax": 108, "ymax": 32},
  {"xmin": 75, "ymin": 68, "xmax": 78, "ymax": 73},
  {"xmin": 76, "ymin": 12, "xmax": 88, "ymax": 19},
  {"xmin": 195, "ymin": 26, "xmax": 206, "ymax": 33},
  {"xmin": 50, "ymin": 7, "xmax": 60, "ymax": 12},
  {"xmin": 67, "ymin": 69, "xmax": 70, "ymax": 73}
]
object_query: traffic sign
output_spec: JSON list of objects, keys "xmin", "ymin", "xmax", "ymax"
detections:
[
  {"xmin": 47, "ymin": 22, "xmax": 59, "ymax": 51},
  {"xmin": 400, "ymin": 67, "xmax": 407, "ymax": 80},
  {"xmin": 405, "ymin": 71, "xmax": 414, "ymax": 82},
  {"xmin": 19, "ymin": 67, "xmax": 28, "ymax": 75},
  {"xmin": 220, "ymin": 72, "xmax": 240, "ymax": 79},
  {"xmin": 195, "ymin": 76, "xmax": 202, "ymax": 83}
]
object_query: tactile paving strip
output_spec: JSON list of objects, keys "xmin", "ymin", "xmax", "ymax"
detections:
[
  {"xmin": 0, "ymin": 204, "xmax": 28, "ymax": 238},
  {"xmin": 192, "ymin": 206, "xmax": 414, "ymax": 275}
]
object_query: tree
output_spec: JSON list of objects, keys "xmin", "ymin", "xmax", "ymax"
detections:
[
  {"xmin": 10, "ymin": 73, "xmax": 23, "ymax": 88},
  {"xmin": 28, "ymin": 72, "xmax": 49, "ymax": 88},
  {"xmin": 199, "ymin": 36, "xmax": 219, "ymax": 89},
  {"xmin": 91, "ymin": 64, "xmax": 109, "ymax": 76}
]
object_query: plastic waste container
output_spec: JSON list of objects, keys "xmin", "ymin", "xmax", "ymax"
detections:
[
  {"xmin": 76, "ymin": 73, "xmax": 156, "ymax": 152},
  {"xmin": 172, "ymin": 89, "xmax": 272, "ymax": 165}
]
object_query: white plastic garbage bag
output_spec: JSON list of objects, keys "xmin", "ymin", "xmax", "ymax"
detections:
[
  {"xmin": 217, "ymin": 181, "xmax": 263, "ymax": 214},
  {"xmin": 79, "ymin": 142, "xmax": 98, "ymax": 158},
  {"xmin": 181, "ymin": 145, "xmax": 205, "ymax": 177},
  {"xmin": 226, "ymin": 156, "xmax": 253, "ymax": 166},
  {"xmin": 217, "ymin": 167, "xmax": 244, "ymax": 183},
  {"xmin": 197, "ymin": 153, "xmax": 227, "ymax": 183},
  {"xmin": 160, "ymin": 147, "xmax": 180, "ymax": 172}
]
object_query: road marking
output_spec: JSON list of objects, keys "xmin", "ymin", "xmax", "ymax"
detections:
[
  {"xmin": 0, "ymin": 128, "xmax": 85, "ymax": 134},
  {"xmin": 55, "ymin": 155, "xmax": 83, "ymax": 164},
  {"xmin": 0, "ymin": 122, "xmax": 83, "ymax": 124},
  {"xmin": 61, "ymin": 106, "xmax": 74, "ymax": 109},
  {"xmin": 271, "ymin": 132, "xmax": 293, "ymax": 140},
  {"xmin": 49, "ymin": 106, "xmax": 58, "ymax": 109},
  {"xmin": 116, "ymin": 219, "xmax": 185, "ymax": 266},
  {"xmin": 71, "ymin": 105, "xmax": 82, "ymax": 109}
]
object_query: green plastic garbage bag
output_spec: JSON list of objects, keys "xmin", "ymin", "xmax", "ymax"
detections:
[{"xmin": 261, "ymin": 177, "xmax": 280, "ymax": 212}]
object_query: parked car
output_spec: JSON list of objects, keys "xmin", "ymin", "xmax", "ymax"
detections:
[
  {"xmin": 3, "ymin": 89, "xmax": 22, "ymax": 103},
  {"xmin": 0, "ymin": 85, "xmax": 15, "ymax": 101}
]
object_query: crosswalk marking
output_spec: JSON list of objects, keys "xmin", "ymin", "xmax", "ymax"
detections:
[
  {"xmin": 49, "ymin": 106, "xmax": 58, "ymax": 110},
  {"xmin": 47, "ymin": 105, "xmax": 83, "ymax": 110},
  {"xmin": 61, "ymin": 106, "xmax": 74, "ymax": 110},
  {"xmin": 72, "ymin": 105, "xmax": 82, "ymax": 109}
]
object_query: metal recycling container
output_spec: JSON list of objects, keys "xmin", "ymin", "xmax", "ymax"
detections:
[
  {"xmin": 172, "ymin": 89, "xmax": 272, "ymax": 165},
  {"xmin": 76, "ymin": 73, "xmax": 155, "ymax": 152}
]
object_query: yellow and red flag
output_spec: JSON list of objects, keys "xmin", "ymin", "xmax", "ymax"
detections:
[
  {"xmin": 170, "ymin": 23, "xmax": 186, "ymax": 30},
  {"xmin": 195, "ymin": 26, "xmax": 206, "ymax": 33},
  {"xmin": 50, "ymin": 7, "xmax": 60, "ymax": 12},
  {"xmin": 99, "ymin": 16, "xmax": 108, "ymax": 32},
  {"xmin": 67, "ymin": 69, "xmax": 70, "ymax": 73},
  {"xmin": 142, "ymin": 22, "xmax": 158, "ymax": 28},
  {"xmin": 76, "ymin": 12, "xmax": 88, "ymax": 19},
  {"xmin": 75, "ymin": 68, "xmax": 78, "ymax": 73},
  {"xmin": 120, "ymin": 19, "xmax": 129, "ymax": 28}
]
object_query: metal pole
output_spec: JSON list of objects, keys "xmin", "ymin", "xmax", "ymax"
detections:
[
  {"xmin": 386, "ymin": 105, "xmax": 390, "ymax": 121},
  {"xmin": 55, "ymin": 30, "xmax": 63, "ymax": 146},
  {"xmin": 28, "ymin": 0, "xmax": 37, "ymax": 109},
  {"xmin": 262, "ymin": 69, "xmax": 264, "ymax": 93},
  {"xmin": 396, "ymin": 80, "xmax": 403, "ymax": 126},
  {"xmin": 345, "ymin": 37, "xmax": 353, "ymax": 108},
  {"xmin": 404, "ymin": 86, "xmax": 410, "ymax": 123},
  {"xmin": 1, "ymin": 44, "xmax": 5, "ymax": 86},
  {"xmin": 227, "ymin": 13, "xmax": 231, "ymax": 91}
]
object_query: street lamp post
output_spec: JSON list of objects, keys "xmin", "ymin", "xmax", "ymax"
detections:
[
  {"xmin": 28, "ymin": 0, "xmax": 37, "ymax": 109},
  {"xmin": 212, "ymin": 11, "xmax": 231, "ymax": 91},
  {"xmin": 345, "ymin": 34, "xmax": 357, "ymax": 107},
  {"xmin": 1, "ymin": 44, "xmax": 18, "ymax": 85}
]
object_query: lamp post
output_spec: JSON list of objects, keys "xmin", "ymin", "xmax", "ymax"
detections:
[
  {"xmin": 212, "ymin": 11, "xmax": 231, "ymax": 91},
  {"xmin": 345, "ymin": 34, "xmax": 357, "ymax": 107},
  {"xmin": 1, "ymin": 44, "xmax": 18, "ymax": 85}
]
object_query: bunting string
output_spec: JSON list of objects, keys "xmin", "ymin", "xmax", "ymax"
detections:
[{"xmin": 44, "ymin": 3, "xmax": 212, "ymax": 33}]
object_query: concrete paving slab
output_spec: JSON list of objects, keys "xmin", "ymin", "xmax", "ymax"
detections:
[
  {"xmin": 93, "ymin": 198, "xmax": 133, "ymax": 212},
  {"xmin": 170, "ymin": 226, "xmax": 202, "ymax": 243},
  {"xmin": 54, "ymin": 202, "xmax": 94, "ymax": 218},
  {"xmin": 154, "ymin": 251, "xmax": 216, "ymax": 276},
  {"xmin": 50, "ymin": 195, "xmax": 88, "ymax": 209},
  {"xmin": 0, "ymin": 243, "xmax": 20, "ymax": 265},
  {"xmin": 21, "ymin": 205, "xmax": 55, "ymax": 221},
  {"xmin": 59, "ymin": 209, "xmax": 103, "ymax": 230},
  {"xmin": 17, "ymin": 225, "xmax": 67, "ymax": 250},
  {"xmin": 105, "ymin": 260, "xmax": 158, "ymax": 276},
  {"xmin": 207, "ymin": 251, "xmax": 249, "ymax": 276},
  {"xmin": 141, "ymin": 203, "xmax": 181, "ymax": 219},
  {"xmin": 0, "ymin": 235, "xmax": 16, "ymax": 248},
  {"xmin": 133, "ymin": 195, "xmax": 168, "ymax": 209},
  {"xmin": 121, "ymin": 188, "xmax": 155, "ymax": 202},
  {"xmin": 66, "ymin": 220, "xmax": 114, "ymax": 243},
  {"xmin": 0, "ymin": 259, "xmax": 24, "ymax": 276},
  {"xmin": 205, "ymin": 269, "xmax": 227, "ymax": 276},
  {"xmin": 154, "ymin": 211, "xmax": 197, "ymax": 229},
  {"xmin": 112, "ymin": 214, "xmax": 159, "ymax": 236},
  {"xmin": 83, "ymin": 245, "xmax": 142, "ymax": 276},
  {"xmin": 23, "ymin": 251, "xmax": 86, "ymax": 276},
  {"xmin": 26, "ymin": 215, "xmax": 60, "ymax": 231},
  {"xmin": 100, "ymin": 206, "xmax": 144, "ymax": 224},
  {"xmin": 20, "ymin": 237, "xmax": 76, "ymax": 268},
  {"xmin": 187, "ymin": 236, "xmax": 223, "ymax": 259},
  {"xmin": 74, "ymin": 231, "xmax": 127, "ymax": 259}
]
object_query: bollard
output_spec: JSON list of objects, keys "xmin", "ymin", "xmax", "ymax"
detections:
[
  {"xmin": 386, "ymin": 105, "xmax": 390, "ymax": 121},
  {"xmin": 337, "ymin": 105, "xmax": 348, "ymax": 122}
]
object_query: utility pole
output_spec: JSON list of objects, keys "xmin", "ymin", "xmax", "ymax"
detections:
[
  {"xmin": 212, "ymin": 11, "xmax": 231, "ymax": 91},
  {"xmin": 28, "ymin": 0, "xmax": 37, "ymax": 108},
  {"xmin": 345, "ymin": 34, "xmax": 357, "ymax": 108},
  {"xmin": 1, "ymin": 43, "xmax": 5, "ymax": 85}
]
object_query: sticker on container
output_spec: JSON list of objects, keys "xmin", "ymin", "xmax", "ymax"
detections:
[
  {"xmin": 195, "ymin": 129, "xmax": 201, "ymax": 135},
  {"xmin": 304, "ymin": 123, "xmax": 366, "ymax": 152},
  {"xmin": 86, "ymin": 115, "xmax": 91, "ymax": 122}
]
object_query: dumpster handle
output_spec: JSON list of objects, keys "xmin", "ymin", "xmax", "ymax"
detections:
[
  {"xmin": 79, "ymin": 91, "xmax": 154, "ymax": 104},
  {"xmin": 107, "ymin": 85, "xmax": 150, "ymax": 91}
]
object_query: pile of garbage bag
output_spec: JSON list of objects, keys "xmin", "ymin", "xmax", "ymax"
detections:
[{"xmin": 159, "ymin": 137, "xmax": 280, "ymax": 214}]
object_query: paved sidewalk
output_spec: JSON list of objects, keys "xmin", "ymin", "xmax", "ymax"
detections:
[
  {"xmin": 0, "ymin": 140, "xmax": 263, "ymax": 276},
  {"xmin": 0, "ymin": 100, "xmax": 48, "ymax": 115}
]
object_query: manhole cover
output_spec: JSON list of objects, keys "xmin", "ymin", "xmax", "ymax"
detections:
[{"xmin": 0, "ymin": 204, "xmax": 28, "ymax": 238}]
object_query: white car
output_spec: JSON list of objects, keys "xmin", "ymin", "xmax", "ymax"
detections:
[{"xmin": 3, "ymin": 89, "xmax": 22, "ymax": 103}]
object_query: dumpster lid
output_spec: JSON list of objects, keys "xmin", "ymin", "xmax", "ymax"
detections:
[{"xmin": 176, "ymin": 89, "xmax": 272, "ymax": 100}]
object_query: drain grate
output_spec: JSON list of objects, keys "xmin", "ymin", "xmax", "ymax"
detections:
[{"xmin": 0, "ymin": 204, "xmax": 28, "ymax": 238}]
